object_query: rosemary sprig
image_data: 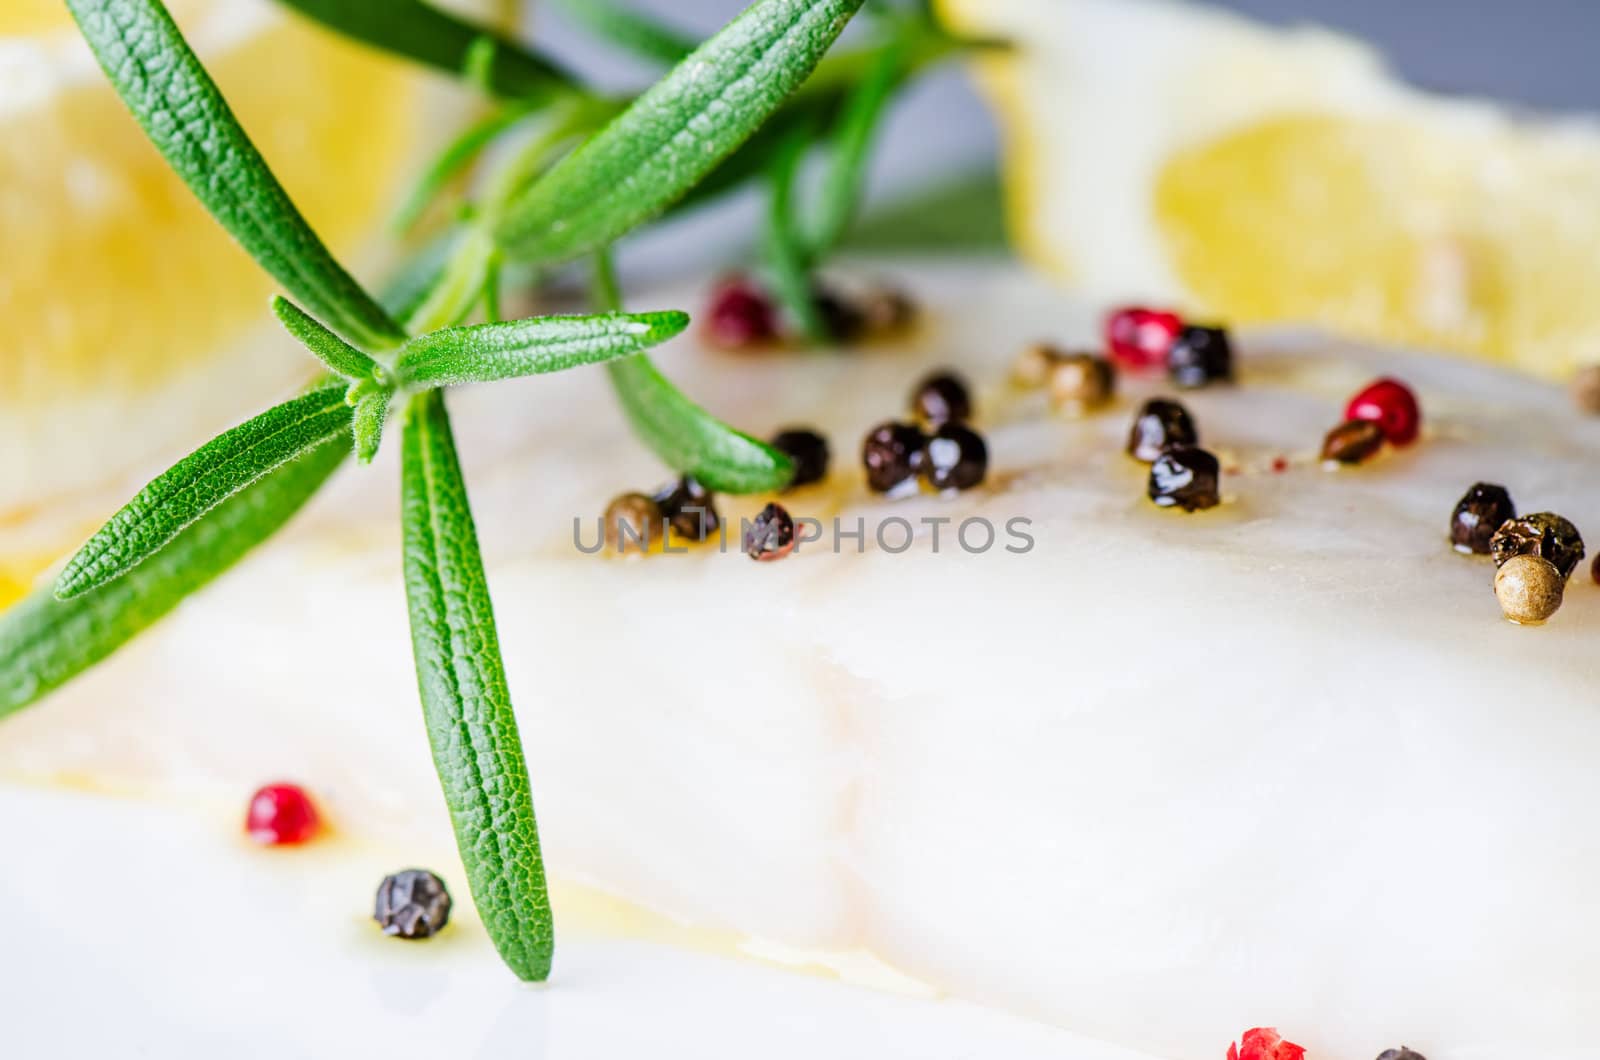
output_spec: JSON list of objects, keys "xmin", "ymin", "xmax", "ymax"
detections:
[
  {"xmin": 401, "ymin": 389, "xmax": 553, "ymax": 981},
  {"xmin": 275, "ymin": 0, "xmax": 576, "ymax": 102},
  {"xmin": 64, "ymin": 0, "xmax": 402, "ymax": 349},
  {"xmin": 495, "ymin": 0, "xmax": 868, "ymax": 263},
  {"xmin": 8, "ymin": 0, "xmax": 925, "ymax": 985},
  {"xmin": 54, "ymin": 384, "xmax": 353, "ymax": 600}
]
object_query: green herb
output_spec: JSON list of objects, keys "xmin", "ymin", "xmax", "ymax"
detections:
[
  {"xmin": 272, "ymin": 298, "xmax": 385, "ymax": 384},
  {"xmin": 401, "ymin": 389, "xmax": 553, "ymax": 982},
  {"xmin": 546, "ymin": 0, "xmax": 696, "ymax": 66},
  {"xmin": 17, "ymin": 0, "xmax": 964, "ymax": 985},
  {"xmin": 593, "ymin": 253, "xmax": 795, "ymax": 493},
  {"xmin": 391, "ymin": 106, "xmax": 541, "ymax": 234},
  {"xmin": 55, "ymin": 384, "xmax": 353, "ymax": 600},
  {"xmin": 764, "ymin": 121, "xmax": 830, "ymax": 343},
  {"xmin": 807, "ymin": 38, "xmax": 905, "ymax": 256},
  {"xmin": 396, "ymin": 312, "xmax": 690, "ymax": 389},
  {"xmin": 495, "ymin": 0, "xmax": 868, "ymax": 263},
  {"xmin": 1, "ymin": 442, "xmax": 346, "ymax": 717},
  {"xmin": 64, "ymin": 0, "xmax": 403, "ymax": 349},
  {"xmin": 351, "ymin": 386, "xmax": 394, "ymax": 465},
  {"xmin": 275, "ymin": 0, "xmax": 575, "ymax": 102}
]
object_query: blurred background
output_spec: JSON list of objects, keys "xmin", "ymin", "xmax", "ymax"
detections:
[{"xmin": 540, "ymin": 0, "xmax": 1600, "ymax": 202}]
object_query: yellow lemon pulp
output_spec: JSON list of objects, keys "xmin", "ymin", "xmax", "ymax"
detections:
[
  {"xmin": 0, "ymin": 9, "xmax": 418, "ymax": 401},
  {"xmin": 941, "ymin": 0, "xmax": 1600, "ymax": 378},
  {"xmin": 0, "ymin": 1, "xmax": 516, "ymax": 542}
]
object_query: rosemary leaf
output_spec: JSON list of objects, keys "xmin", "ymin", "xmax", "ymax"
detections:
[
  {"xmin": 807, "ymin": 37, "xmax": 904, "ymax": 255},
  {"xmin": 546, "ymin": 0, "xmax": 696, "ymax": 66},
  {"xmin": 592, "ymin": 254, "xmax": 794, "ymax": 493},
  {"xmin": 1, "ymin": 443, "xmax": 346, "ymax": 717},
  {"xmin": 764, "ymin": 122, "xmax": 830, "ymax": 343},
  {"xmin": 55, "ymin": 384, "xmax": 353, "ymax": 600},
  {"xmin": 273, "ymin": 0, "xmax": 575, "ymax": 101},
  {"xmin": 272, "ymin": 297, "xmax": 383, "ymax": 383},
  {"xmin": 392, "ymin": 106, "xmax": 540, "ymax": 234},
  {"xmin": 352, "ymin": 386, "xmax": 393, "ymax": 465},
  {"xmin": 396, "ymin": 312, "xmax": 689, "ymax": 390},
  {"xmin": 606, "ymin": 356, "xmax": 795, "ymax": 493},
  {"xmin": 65, "ymin": 0, "xmax": 403, "ymax": 349},
  {"xmin": 496, "ymin": 0, "xmax": 868, "ymax": 263},
  {"xmin": 401, "ymin": 389, "xmax": 553, "ymax": 982}
]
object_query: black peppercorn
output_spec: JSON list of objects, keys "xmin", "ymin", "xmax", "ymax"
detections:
[
  {"xmin": 654, "ymin": 475, "xmax": 720, "ymax": 541},
  {"xmin": 1449, "ymin": 482, "xmax": 1516, "ymax": 555},
  {"xmin": 922, "ymin": 423, "xmax": 988, "ymax": 492},
  {"xmin": 1376, "ymin": 1049, "xmax": 1427, "ymax": 1060},
  {"xmin": 1126, "ymin": 398, "xmax": 1199, "ymax": 463},
  {"xmin": 1148, "ymin": 445, "xmax": 1221, "ymax": 511},
  {"xmin": 911, "ymin": 370, "xmax": 973, "ymax": 428},
  {"xmin": 744, "ymin": 502, "xmax": 797, "ymax": 561},
  {"xmin": 374, "ymin": 869, "xmax": 452, "ymax": 940},
  {"xmin": 1490, "ymin": 511, "xmax": 1585, "ymax": 580},
  {"xmin": 812, "ymin": 285, "xmax": 866, "ymax": 343},
  {"xmin": 862, "ymin": 421, "xmax": 927, "ymax": 493},
  {"xmin": 1167, "ymin": 325, "xmax": 1233, "ymax": 388},
  {"xmin": 1320, "ymin": 419, "xmax": 1386, "ymax": 465},
  {"xmin": 770, "ymin": 428, "xmax": 830, "ymax": 489}
]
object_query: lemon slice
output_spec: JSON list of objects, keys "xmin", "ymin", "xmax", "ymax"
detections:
[
  {"xmin": 939, "ymin": 0, "xmax": 1600, "ymax": 379},
  {"xmin": 0, "ymin": 0, "xmax": 506, "ymax": 537}
]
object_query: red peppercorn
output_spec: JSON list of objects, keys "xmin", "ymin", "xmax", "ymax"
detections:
[
  {"xmin": 1226, "ymin": 1028, "xmax": 1306, "ymax": 1060},
  {"xmin": 1345, "ymin": 377, "xmax": 1421, "ymax": 446},
  {"xmin": 704, "ymin": 276, "xmax": 778, "ymax": 350},
  {"xmin": 245, "ymin": 783, "xmax": 320, "ymax": 846},
  {"xmin": 1106, "ymin": 306, "xmax": 1183, "ymax": 370}
]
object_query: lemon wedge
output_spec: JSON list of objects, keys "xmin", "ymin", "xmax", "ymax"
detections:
[
  {"xmin": 0, "ymin": 0, "xmax": 506, "ymax": 535},
  {"xmin": 939, "ymin": 0, "xmax": 1600, "ymax": 378}
]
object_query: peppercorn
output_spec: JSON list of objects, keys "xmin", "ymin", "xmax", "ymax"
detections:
[
  {"xmin": 861, "ymin": 286, "xmax": 918, "ymax": 336},
  {"xmin": 704, "ymin": 276, "xmax": 778, "ymax": 351},
  {"xmin": 812, "ymin": 284, "xmax": 867, "ymax": 343},
  {"xmin": 1449, "ymin": 483, "xmax": 1516, "ymax": 555},
  {"xmin": 1167, "ymin": 325, "xmax": 1233, "ymax": 388},
  {"xmin": 911, "ymin": 370, "xmax": 973, "ymax": 428},
  {"xmin": 1013, "ymin": 342, "xmax": 1061, "ymax": 388},
  {"xmin": 1126, "ymin": 398, "xmax": 1199, "ymax": 463},
  {"xmin": 1320, "ymin": 419, "xmax": 1386, "ymax": 465},
  {"xmin": 1375, "ymin": 1049, "xmax": 1428, "ymax": 1060},
  {"xmin": 1048, "ymin": 353, "xmax": 1115, "ymax": 415},
  {"xmin": 745, "ymin": 503, "xmax": 797, "ymax": 561},
  {"xmin": 603, "ymin": 492, "xmax": 664, "ymax": 554},
  {"xmin": 1106, "ymin": 306, "xmax": 1183, "ymax": 370},
  {"xmin": 862, "ymin": 421, "xmax": 927, "ymax": 493},
  {"xmin": 245, "ymin": 782, "xmax": 320, "ymax": 846},
  {"xmin": 922, "ymin": 423, "xmax": 989, "ymax": 492},
  {"xmin": 1490, "ymin": 512, "xmax": 1585, "ymax": 580},
  {"xmin": 1346, "ymin": 377, "xmax": 1422, "ymax": 446},
  {"xmin": 1571, "ymin": 364, "xmax": 1600, "ymax": 415},
  {"xmin": 654, "ymin": 476, "xmax": 720, "ymax": 541},
  {"xmin": 770, "ymin": 428, "xmax": 830, "ymax": 489},
  {"xmin": 373, "ymin": 869, "xmax": 452, "ymax": 940},
  {"xmin": 1148, "ymin": 445, "xmax": 1221, "ymax": 511},
  {"xmin": 1495, "ymin": 555, "xmax": 1565, "ymax": 625},
  {"xmin": 1593, "ymin": 552, "xmax": 1600, "ymax": 586}
]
